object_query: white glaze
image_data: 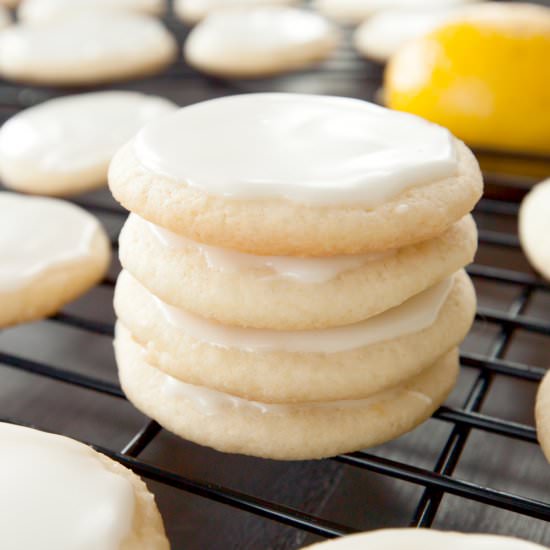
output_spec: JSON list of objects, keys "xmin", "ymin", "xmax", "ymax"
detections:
[
  {"xmin": 315, "ymin": 0, "xmax": 479, "ymax": 24},
  {"xmin": 175, "ymin": 0, "xmax": 297, "ymax": 23},
  {"xmin": 134, "ymin": 93, "xmax": 458, "ymax": 206},
  {"xmin": 0, "ymin": 193, "xmax": 99, "ymax": 291},
  {"xmin": 0, "ymin": 92, "xmax": 177, "ymax": 181},
  {"xmin": 140, "ymin": 214, "xmax": 392, "ymax": 283},
  {"xmin": 355, "ymin": 9, "xmax": 452, "ymax": 62},
  {"xmin": 0, "ymin": 422, "xmax": 134, "ymax": 550},
  {"xmin": 305, "ymin": 529, "xmax": 546, "ymax": 549},
  {"xmin": 162, "ymin": 362, "xmax": 431, "ymax": 415},
  {"xmin": 519, "ymin": 178, "xmax": 550, "ymax": 280},
  {"xmin": 185, "ymin": 7, "xmax": 336, "ymax": 64},
  {"xmin": 115, "ymin": 319, "xmax": 434, "ymax": 414},
  {"xmin": 133, "ymin": 270, "xmax": 454, "ymax": 352},
  {"xmin": 0, "ymin": 11, "xmax": 172, "ymax": 69},
  {"xmin": 18, "ymin": 0, "xmax": 165, "ymax": 22}
]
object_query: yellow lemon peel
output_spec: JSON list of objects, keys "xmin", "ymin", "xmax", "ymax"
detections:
[{"xmin": 385, "ymin": 3, "xmax": 550, "ymax": 155}]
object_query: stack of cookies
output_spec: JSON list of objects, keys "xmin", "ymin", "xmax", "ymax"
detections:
[{"xmin": 109, "ymin": 93, "xmax": 483, "ymax": 460}]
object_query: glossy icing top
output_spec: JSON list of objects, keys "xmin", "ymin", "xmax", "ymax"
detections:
[{"xmin": 134, "ymin": 93, "xmax": 458, "ymax": 205}]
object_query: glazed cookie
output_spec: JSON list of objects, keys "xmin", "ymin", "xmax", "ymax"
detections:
[
  {"xmin": 120, "ymin": 213, "xmax": 477, "ymax": 329},
  {"xmin": 175, "ymin": 0, "xmax": 297, "ymax": 24},
  {"xmin": 303, "ymin": 529, "xmax": 546, "ymax": 549},
  {"xmin": 116, "ymin": 323, "xmax": 459, "ymax": 460},
  {"xmin": 0, "ymin": 422, "xmax": 168, "ymax": 549},
  {"xmin": 355, "ymin": 9, "xmax": 451, "ymax": 63},
  {"xmin": 114, "ymin": 269, "xmax": 475, "ymax": 402},
  {"xmin": 109, "ymin": 94, "xmax": 483, "ymax": 256},
  {"xmin": 0, "ymin": 92, "xmax": 177, "ymax": 197},
  {"xmin": 314, "ymin": 0, "xmax": 479, "ymax": 25},
  {"xmin": 519, "ymin": 179, "xmax": 550, "ymax": 281},
  {"xmin": 536, "ymin": 369, "xmax": 550, "ymax": 463},
  {"xmin": 0, "ymin": 12, "xmax": 177, "ymax": 86},
  {"xmin": 184, "ymin": 7, "xmax": 338, "ymax": 78},
  {"xmin": 0, "ymin": 193, "xmax": 111, "ymax": 328},
  {"xmin": 18, "ymin": 0, "xmax": 166, "ymax": 22}
]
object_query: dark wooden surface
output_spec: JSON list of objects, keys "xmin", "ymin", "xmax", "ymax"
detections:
[{"xmin": 1, "ymin": 2, "xmax": 550, "ymax": 549}]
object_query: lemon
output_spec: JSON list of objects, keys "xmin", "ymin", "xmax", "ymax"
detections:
[{"xmin": 385, "ymin": 3, "xmax": 550, "ymax": 155}]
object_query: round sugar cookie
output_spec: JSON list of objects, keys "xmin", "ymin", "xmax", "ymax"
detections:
[
  {"xmin": 114, "ymin": 269, "xmax": 475, "ymax": 403},
  {"xmin": 109, "ymin": 94, "xmax": 483, "ymax": 256},
  {"xmin": 536, "ymin": 369, "xmax": 550, "ymax": 463},
  {"xmin": 354, "ymin": 9, "xmax": 452, "ymax": 63},
  {"xmin": 314, "ymin": 0, "xmax": 479, "ymax": 25},
  {"xmin": 0, "ymin": 12, "xmax": 177, "ymax": 86},
  {"xmin": 116, "ymin": 324, "xmax": 459, "ymax": 460},
  {"xmin": 0, "ymin": 422, "xmax": 169, "ymax": 550},
  {"xmin": 0, "ymin": 92, "xmax": 177, "ymax": 197},
  {"xmin": 0, "ymin": 193, "xmax": 111, "ymax": 328},
  {"xmin": 519, "ymin": 179, "xmax": 550, "ymax": 281},
  {"xmin": 303, "ymin": 529, "xmax": 546, "ymax": 549},
  {"xmin": 18, "ymin": 0, "xmax": 166, "ymax": 22},
  {"xmin": 175, "ymin": 0, "xmax": 297, "ymax": 24},
  {"xmin": 120, "ymin": 214, "xmax": 477, "ymax": 329},
  {"xmin": 184, "ymin": 7, "xmax": 338, "ymax": 78}
]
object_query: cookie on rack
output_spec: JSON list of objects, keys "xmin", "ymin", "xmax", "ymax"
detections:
[
  {"xmin": 313, "ymin": 0, "xmax": 479, "ymax": 25},
  {"xmin": 174, "ymin": 0, "xmax": 297, "ymax": 24},
  {"xmin": 302, "ymin": 529, "xmax": 546, "ymax": 549},
  {"xmin": 0, "ymin": 422, "xmax": 169, "ymax": 549},
  {"xmin": 119, "ymin": 213, "xmax": 476, "ymax": 329},
  {"xmin": 0, "ymin": 193, "xmax": 111, "ymax": 328},
  {"xmin": 354, "ymin": 9, "xmax": 452, "ymax": 63},
  {"xmin": 0, "ymin": 11, "xmax": 177, "ymax": 86},
  {"xmin": 115, "ymin": 269, "xmax": 474, "ymax": 403},
  {"xmin": 0, "ymin": 91, "xmax": 177, "ymax": 197},
  {"xmin": 18, "ymin": 0, "xmax": 166, "ymax": 22},
  {"xmin": 184, "ymin": 7, "xmax": 338, "ymax": 78},
  {"xmin": 116, "ymin": 323, "xmax": 459, "ymax": 460},
  {"xmin": 110, "ymin": 92, "xmax": 481, "ymax": 460},
  {"xmin": 109, "ymin": 93, "xmax": 483, "ymax": 256},
  {"xmin": 536, "ymin": 369, "xmax": 550, "ymax": 464},
  {"xmin": 519, "ymin": 178, "xmax": 550, "ymax": 281}
]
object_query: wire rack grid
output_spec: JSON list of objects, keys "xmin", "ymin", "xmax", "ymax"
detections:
[{"xmin": 1, "ymin": 3, "xmax": 550, "ymax": 548}]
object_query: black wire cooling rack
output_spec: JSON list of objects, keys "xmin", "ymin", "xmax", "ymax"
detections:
[{"xmin": 1, "ymin": 2, "xmax": 550, "ymax": 548}]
